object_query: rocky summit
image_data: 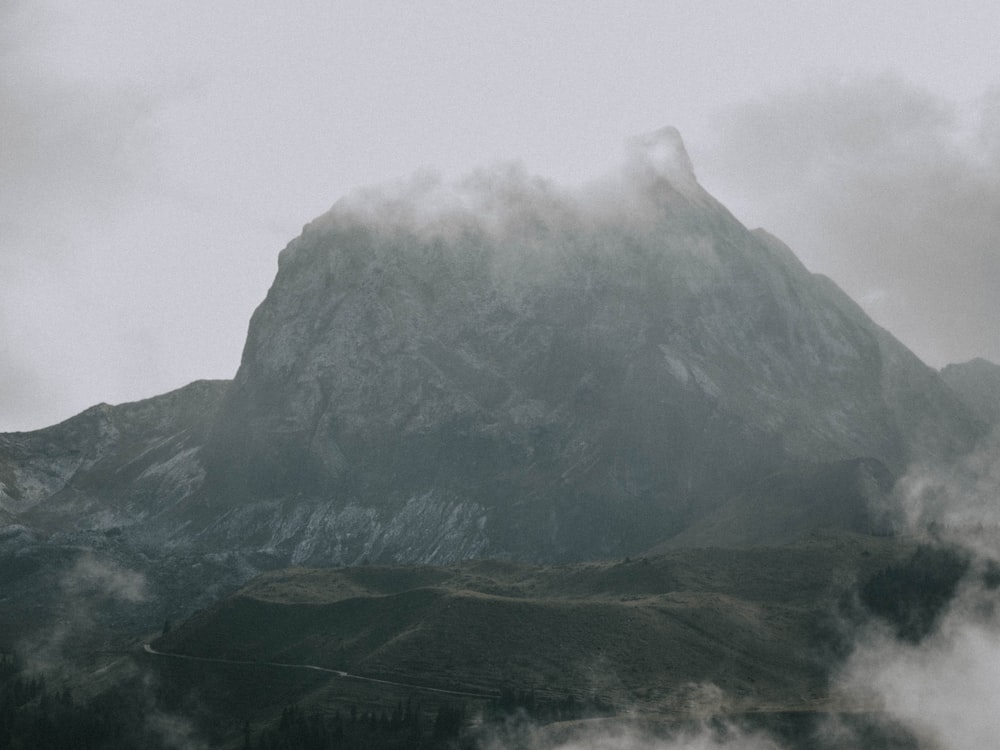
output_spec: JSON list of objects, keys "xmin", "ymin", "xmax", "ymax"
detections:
[{"xmin": 0, "ymin": 128, "xmax": 986, "ymax": 567}]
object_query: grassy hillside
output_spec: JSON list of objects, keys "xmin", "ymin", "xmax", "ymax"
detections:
[{"xmin": 153, "ymin": 532, "xmax": 915, "ymax": 725}]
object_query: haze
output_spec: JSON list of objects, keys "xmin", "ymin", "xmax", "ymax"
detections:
[{"xmin": 2, "ymin": 1, "xmax": 999, "ymax": 432}]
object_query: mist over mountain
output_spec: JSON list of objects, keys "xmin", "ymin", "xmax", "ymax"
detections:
[{"xmin": 0, "ymin": 127, "xmax": 984, "ymax": 568}]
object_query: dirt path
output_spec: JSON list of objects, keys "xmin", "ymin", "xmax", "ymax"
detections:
[{"xmin": 142, "ymin": 643, "xmax": 494, "ymax": 699}]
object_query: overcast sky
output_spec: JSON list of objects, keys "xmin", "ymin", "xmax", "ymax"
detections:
[{"xmin": 2, "ymin": 1, "xmax": 999, "ymax": 432}]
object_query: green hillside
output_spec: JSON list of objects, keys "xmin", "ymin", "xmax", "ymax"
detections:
[{"xmin": 152, "ymin": 533, "xmax": 915, "ymax": 725}]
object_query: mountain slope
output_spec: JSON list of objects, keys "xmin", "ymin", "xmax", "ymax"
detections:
[
  {"xmin": 0, "ymin": 379, "xmax": 229, "ymax": 534},
  {"xmin": 941, "ymin": 357, "xmax": 1000, "ymax": 427}
]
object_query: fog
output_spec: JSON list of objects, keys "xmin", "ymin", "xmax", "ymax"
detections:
[
  {"xmin": 829, "ymin": 426, "xmax": 1000, "ymax": 750},
  {"xmin": 479, "ymin": 718, "xmax": 783, "ymax": 750},
  {"xmin": 322, "ymin": 125, "xmax": 703, "ymax": 244},
  {"xmin": 17, "ymin": 552, "xmax": 147, "ymax": 675}
]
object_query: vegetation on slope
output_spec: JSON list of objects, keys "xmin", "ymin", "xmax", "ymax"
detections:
[{"xmin": 154, "ymin": 533, "xmax": 917, "ymax": 723}]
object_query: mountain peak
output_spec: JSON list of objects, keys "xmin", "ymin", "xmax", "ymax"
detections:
[
  {"xmin": 626, "ymin": 125, "xmax": 698, "ymax": 192},
  {"xmin": 2, "ymin": 127, "xmax": 984, "ymax": 565}
]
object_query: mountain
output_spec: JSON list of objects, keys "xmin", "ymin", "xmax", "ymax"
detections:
[
  {"xmin": 181, "ymin": 127, "xmax": 979, "ymax": 563},
  {"xmin": 2, "ymin": 128, "xmax": 992, "ymax": 747},
  {"xmin": 0, "ymin": 128, "xmax": 985, "ymax": 567}
]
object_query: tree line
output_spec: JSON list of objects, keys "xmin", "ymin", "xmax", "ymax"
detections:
[
  {"xmin": 247, "ymin": 700, "xmax": 466, "ymax": 750},
  {"xmin": 1, "ymin": 651, "xmax": 170, "ymax": 749},
  {"xmin": 2, "ymin": 648, "xmax": 614, "ymax": 750}
]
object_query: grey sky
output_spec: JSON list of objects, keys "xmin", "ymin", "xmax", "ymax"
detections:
[
  {"xmin": 2, "ymin": 1, "xmax": 999, "ymax": 431},
  {"xmin": 703, "ymin": 75, "xmax": 1000, "ymax": 369}
]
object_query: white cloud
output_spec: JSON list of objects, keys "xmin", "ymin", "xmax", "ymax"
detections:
[{"xmin": 839, "ymin": 586, "xmax": 1000, "ymax": 750}]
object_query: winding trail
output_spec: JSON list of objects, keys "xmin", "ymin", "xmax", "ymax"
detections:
[{"xmin": 142, "ymin": 643, "xmax": 494, "ymax": 699}]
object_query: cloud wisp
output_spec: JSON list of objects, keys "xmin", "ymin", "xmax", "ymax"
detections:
[
  {"xmin": 832, "ymin": 428, "xmax": 1000, "ymax": 750},
  {"xmin": 18, "ymin": 551, "xmax": 148, "ymax": 675},
  {"xmin": 474, "ymin": 712, "xmax": 786, "ymax": 750}
]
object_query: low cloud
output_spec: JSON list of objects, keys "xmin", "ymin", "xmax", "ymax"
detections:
[
  {"xmin": 477, "ymin": 716, "xmax": 785, "ymax": 750},
  {"xmin": 838, "ymin": 579, "xmax": 1000, "ymax": 750},
  {"xmin": 19, "ymin": 552, "xmax": 149, "ymax": 675},
  {"xmin": 831, "ymin": 425, "xmax": 1000, "ymax": 750},
  {"xmin": 316, "ymin": 123, "xmax": 715, "ymax": 301},
  {"xmin": 62, "ymin": 551, "xmax": 149, "ymax": 603},
  {"xmin": 706, "ymin": 74, "xmax": 1000, "ymax": 367},
  {"xmin": 891, "ymin": 428, "xmax": 1000, "ymax": 547}
]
